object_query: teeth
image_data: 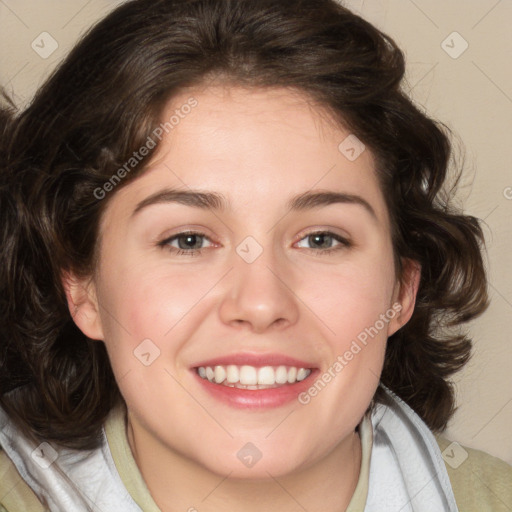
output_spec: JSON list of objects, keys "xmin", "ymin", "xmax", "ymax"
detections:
[
  {"xmin": 226, "ymin": 365, "xmax": 239, "ymax": 383},
  {"xmin": 258, "ymin": 366, "xmax": 275, "ymax": 385},
  {"xmin": 296, "ymin": 368, "xmax": 309, "ymax": 381},
  {"xmin": 275, "ymin": 365, "xmax": 288, "ymax": 384},
  {"xmin": 239, "ymin": 365, "xmax": 258, "ymax": 385},
  {"xmin": 197, "ymin": 364, "xmax": 312, "ymax": 388},
  {"xmin": 214, "ymin": 365, "xmax": 226, "ymax": 384}
]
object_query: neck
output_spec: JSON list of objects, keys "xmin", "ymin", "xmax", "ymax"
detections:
[{"xmin": 127, "ymin": 420, "xmax": 362, "ymax": 512}]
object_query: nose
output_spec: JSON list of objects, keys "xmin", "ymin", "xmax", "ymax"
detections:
[{"xmin": 218, "ymin": 246, "xmax": 300, "ymax": 334}]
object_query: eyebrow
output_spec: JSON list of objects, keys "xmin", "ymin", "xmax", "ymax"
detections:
[{"xmin": 132, "ymin": 188, "xmax": 377, "ymax": 219}]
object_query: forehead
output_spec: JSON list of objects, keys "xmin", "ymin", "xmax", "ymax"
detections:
[
  {"xmin": 160, "ymin": 84, "xmax": 351, "ymax": 159},
  {"xmin": 101, "ymin": 85, "xmax": 390, "ymax": 229}
]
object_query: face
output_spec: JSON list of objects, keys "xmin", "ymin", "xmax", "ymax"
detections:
[{"xmin": 68, "ymin": 85, "xmax": 418, "ymax": 479}]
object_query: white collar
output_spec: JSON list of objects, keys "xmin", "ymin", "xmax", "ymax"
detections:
[{"xmin": 366, "ymin": 386, "xmax": 458, "ymax": 511}]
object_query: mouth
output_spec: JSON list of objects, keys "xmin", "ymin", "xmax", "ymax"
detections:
[
  {"xmin": 196, "ymin": 364, "xmax": 312, "ymax": 389},
  {"xmin": 192, "ymin": 355, "xmax": 317, "ymax": 408}
]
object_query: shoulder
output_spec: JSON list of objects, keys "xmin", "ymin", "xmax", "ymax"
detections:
[
  {"xmin": 436, "ymin": 436, "xmax": 512, "ymax": 511},
  {"xmin": 0, "ymin": 448, "xmax": 46, "ymax": 512}
]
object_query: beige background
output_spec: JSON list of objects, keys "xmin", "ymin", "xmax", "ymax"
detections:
[{"xmin": 1, "ymin": 1, "xmax": 511, "ymax": 464}]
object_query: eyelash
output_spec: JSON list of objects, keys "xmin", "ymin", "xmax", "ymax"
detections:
[{"xmin": 157, "ymin": 230, "xmax": 351, "ymax": 257}]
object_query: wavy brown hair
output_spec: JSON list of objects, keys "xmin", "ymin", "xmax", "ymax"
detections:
[{"xmin": 0, "ymin": 0, "xmax": 488, "ymax": 450}]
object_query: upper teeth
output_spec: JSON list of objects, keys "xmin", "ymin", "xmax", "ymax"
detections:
[{"xmin": 197, "ymin": 365, "xmax": 311, "ymax": 387}]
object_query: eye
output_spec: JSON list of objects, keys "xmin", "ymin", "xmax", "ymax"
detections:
[
  {"xmin": 158, "ymin": 231, "xmax": 213, "ymax": 256},
  {"xmin": 295, "ymin": 231, "xmax": 351, "ymax": 255},
  {"xmin": 157, "ymin": 229, "xmax": 351, "ymax": 257}
]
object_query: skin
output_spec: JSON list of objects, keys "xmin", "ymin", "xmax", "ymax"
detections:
[{"xmin": 66, "ymin": 85, "xmax": 420, "ymax": 512}]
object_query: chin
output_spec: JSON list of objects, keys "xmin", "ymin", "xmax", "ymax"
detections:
[{"xmin": 192, "ymin": 442, "xmax": 314, "ymax": 481}]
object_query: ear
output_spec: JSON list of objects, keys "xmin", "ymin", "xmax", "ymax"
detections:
[
  {"xmin": 387, "ymin": 258, "xmax": 421, "ymax": 337},
  {"xmin": 61, "ymin": 271, "xmax": 104, "ymax": 341}
]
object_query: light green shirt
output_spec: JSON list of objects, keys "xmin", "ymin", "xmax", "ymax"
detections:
[{"xmin": 1, "ymin": 406, "xmax": 511, "ymax": 511}]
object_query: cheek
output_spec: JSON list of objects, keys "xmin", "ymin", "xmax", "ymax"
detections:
[
  {"xmin": 94, "ymin": 257, "xmax": 232, "ymax": 399},
  {"xmin": 94, "ymin": 263, "xmax": 202, "ymax": 414},
  {"xmin": 97, "ymin": 255, "xmax": 209, "ymax": 339},
  {"xmin": 294, "ymin": 249, "xmax": 396, "ymax": 426},
  {"xmin": 304, "ymin": 250, "xmax": 397, "ymax": 342}
]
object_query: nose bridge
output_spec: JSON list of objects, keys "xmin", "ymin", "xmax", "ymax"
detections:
[{"xmin": 218, "ymin": 235, "xmax": 299, "ymax": 332}]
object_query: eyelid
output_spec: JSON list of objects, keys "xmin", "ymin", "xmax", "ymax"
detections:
[
  {"xmin": 155, "ymin": 225, "xmax": 215, "ymax": 243},
  {"xmin": 293, "ymin": 226, "xmax": 351, "ymax": 244}
]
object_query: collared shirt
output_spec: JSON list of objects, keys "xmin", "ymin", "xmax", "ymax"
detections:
[{"xmin": 1, "ymin": 403, "xmax": 511, "ymax": 511}]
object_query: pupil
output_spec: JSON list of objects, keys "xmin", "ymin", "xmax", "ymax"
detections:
[
  {"xmin": 180, "ymin": 235, "xmax": 201, "ymax": 249},
  {"xmin": 312, "ymin": 234, "xmax": 330, "ymax": 248}
]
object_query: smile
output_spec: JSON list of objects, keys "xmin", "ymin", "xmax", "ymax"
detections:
[{"xmin": 197, "ymin": 364, "xmax": 312, "ymax": 389}]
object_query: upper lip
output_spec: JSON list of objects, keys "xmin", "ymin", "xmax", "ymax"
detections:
[{"xmin": 192, "ymin": 353, "xmax": 316, "ymax": 369}]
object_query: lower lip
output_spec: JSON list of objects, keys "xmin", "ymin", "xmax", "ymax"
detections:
[{"xmin": 193, "ymin": 370, "xmax": 317, "ymax": 409}]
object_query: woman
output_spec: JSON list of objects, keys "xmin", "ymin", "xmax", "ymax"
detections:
[{"xmin": 0, "ymin": 0, "xmax": 510, "ymax": 510}]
